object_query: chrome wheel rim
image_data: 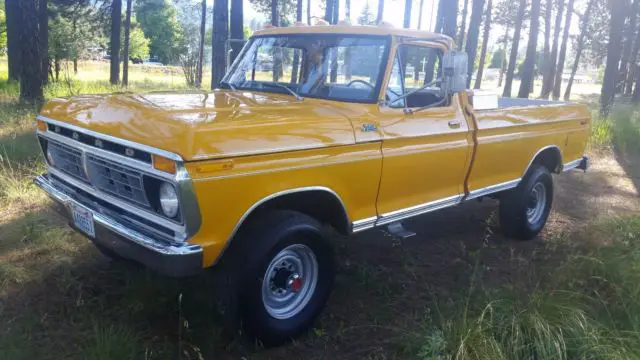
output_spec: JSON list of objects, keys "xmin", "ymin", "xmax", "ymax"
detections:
[
  {"xmin": 261, "ymin": 244, "xmax": 319, "ymax": 320},
  {"xmin": 526, "ymin": 182, "xmax": 547, "ymax": 224}
]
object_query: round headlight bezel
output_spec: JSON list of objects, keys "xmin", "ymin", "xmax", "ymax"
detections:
[{"xmin": 159, "ymin": 182, "xmax": 179, "ymax": 218}]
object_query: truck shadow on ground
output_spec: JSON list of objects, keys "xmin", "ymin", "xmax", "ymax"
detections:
[{"xmin": 1, "ymin": 156, "xmax": 638, "ymax": 359}]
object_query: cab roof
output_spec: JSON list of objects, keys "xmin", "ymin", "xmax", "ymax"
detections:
[{"xmin": 253, "ymin": 25, "xmax": 454, "ymax": 49}]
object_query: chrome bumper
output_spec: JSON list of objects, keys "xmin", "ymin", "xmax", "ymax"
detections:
[
  {"xmin": 35, "ymin": 174, "xmax": 203, "ymax": 277},
  {"xmin": 563, "ymin": 156, "xmax": 589, "ymax": 172}
]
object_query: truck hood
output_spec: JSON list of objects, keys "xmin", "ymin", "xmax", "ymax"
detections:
[{"xmin": 39, "ymin": 91, "xmax": 356, "ymax": 161}]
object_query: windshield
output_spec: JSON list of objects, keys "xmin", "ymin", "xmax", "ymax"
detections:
[{"xmin": 223, "ymin": 35, "xmax": 390, "ymax": 103}]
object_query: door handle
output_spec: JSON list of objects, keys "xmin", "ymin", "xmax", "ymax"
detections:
[{"xmin": 448, "ymin": 120, "xmax": 462, "ymax": 128}]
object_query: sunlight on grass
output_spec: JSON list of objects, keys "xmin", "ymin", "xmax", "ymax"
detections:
[{"xmin": 409, "ymin": 216, "xmax": 640, "ymax": 360}]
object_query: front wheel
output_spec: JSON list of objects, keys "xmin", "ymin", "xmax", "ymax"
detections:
[
  {"xmin": 499, "ymin": 165, "xmax": 554, "ymax": 240},
  {"xmin": 232, "ymin": 211, "xmax": 335, "ymax": 346}
]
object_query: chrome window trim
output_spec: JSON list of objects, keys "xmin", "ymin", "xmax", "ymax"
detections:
[
  {"xmin": 212, "ymin": 186, "xmax": 350, "ymax": 265},
  {"xmin": 37, "ymin": 116, "xmax": 183, "ymax": 162},
  {"xmin": 49, "ymin": 166, "xmax": 187, "ymax": 240}
]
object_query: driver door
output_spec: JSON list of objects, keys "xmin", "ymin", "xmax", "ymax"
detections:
[{"xmin": 375, "ymin": 42, "xmax": 474, "ymax": 222}]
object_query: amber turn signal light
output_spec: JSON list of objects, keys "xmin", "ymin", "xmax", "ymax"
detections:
[
  {"xmin": 36, "ymin": 119, "xmax": 48, "ymax": 132},
  {"xmin": 153, "ymin": 154, "xmax": 177, "ymax": 174}
]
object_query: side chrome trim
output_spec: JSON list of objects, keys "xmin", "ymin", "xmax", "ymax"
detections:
[
  {"xmin": 376, "ymin": 195, "xmax": 462, "ymax": 227},
  {"xmin": 522, "ymin": 145, "xmax": 563, "ymax": 176},
  {"xmin": 48, "ymin": 167, "xmax": 188, "ymax": 239},
  {"xmin": 465, "ymin": 179, "xmax": 521, "ymax": 201},
  {"xmin": 352, "ymin": 216, "xmax": 377, "ymax": 233},
  {"xmin": 37, "ymin": 116, "xmax": 184, "ymax": 161},
  {"xmin": 35, "ymin": 175, "xmax": 201, "ymax": 256},
  {"xmin": 212, "ymin": 186, "xmax": 350, "ymax": 265}
]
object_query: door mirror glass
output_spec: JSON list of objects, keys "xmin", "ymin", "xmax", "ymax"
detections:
[{"xmin": 443, "ymin": 51, "xmax": 468, "ymax": 94}]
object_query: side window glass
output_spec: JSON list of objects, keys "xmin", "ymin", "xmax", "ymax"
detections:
[
  {"xmin": 389, "ymin": 44, "xmax": 445, "ymax": 109},
  {"xmin": 388, "ymin": 54, "xmax": 405, "ymax": 108}
]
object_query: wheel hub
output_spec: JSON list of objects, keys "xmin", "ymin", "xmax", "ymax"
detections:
[
  {"xmin": 261, "ymin": 244, "xmax": 319, "ymax": 320},
  {"xmin": 526, "ymin": 182, "xmax": 547, "ymax": 224}
]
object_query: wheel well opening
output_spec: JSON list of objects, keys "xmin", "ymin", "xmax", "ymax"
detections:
[
  {"xmin": 532, "ymin": 147, "xmax": 562, "ymax": 174},
  {"xmin": 247, "ymin": 190, "xmax": 350, "ymax": 235}
]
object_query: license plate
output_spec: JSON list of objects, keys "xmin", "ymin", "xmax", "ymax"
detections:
[{"xmin": 71, "ymin": 204, "xmax": 95, "ymax": 238}]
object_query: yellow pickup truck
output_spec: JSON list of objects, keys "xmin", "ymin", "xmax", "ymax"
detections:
[{"xmin": 34, "ymin": 25, "xmax": 590, "ymax": 344}]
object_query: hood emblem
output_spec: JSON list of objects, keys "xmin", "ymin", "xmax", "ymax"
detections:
[
  {"xmin": 125, "ymin": 148, "xmax": 135, "ymax": 157},
  {"xmin": 95, "ymin": 139, "xmax": 103, "ymax": 148},
  {"xmin": 72, "ymin": 132, "xmax": 79, "ymax": 140}
]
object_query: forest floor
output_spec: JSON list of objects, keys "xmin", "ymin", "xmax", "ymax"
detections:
[{"xmin": 1, "ymin": 67, "xmax": 640, "ymax": 359}]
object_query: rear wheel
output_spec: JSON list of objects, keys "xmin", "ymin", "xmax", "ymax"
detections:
[
  {"xmin": 222, "ymin": 210, "xmax": 334, "ymax": 346},
  {"xmin": 499, "ymin": 164, "xmax": 554, "ymax": 240}
]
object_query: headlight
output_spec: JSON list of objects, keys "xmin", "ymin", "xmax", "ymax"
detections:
[
  {"xmin": 159, "ymin": 182, "xmax": 179, "ymax": 218},
  {"xmin": 46, "ymin": 147, "xmax": 55, "ymax": 166}
]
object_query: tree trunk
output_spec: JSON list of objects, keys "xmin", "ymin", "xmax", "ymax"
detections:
[
  {"xmin": 74, "ymin": 58, "xmax": 78, "ymax": 74},
  {"xmin": 633, "ymin": 69, "xmax": 640, "ymax": 103},
  {"xmin": 625, "ymin": 10, "xmax": 640, "ymax": 95},
  {"xmin": 122, "ymin": 0, "xmax": 132, "ymax": 86},
  {"xmin": 403, "ymin": 0, "xmax": 412, "ymax": 28},
  {"xmin": 619, "ymin": 0, "xmax": 639, "ymax": 94},
  {"xmin": 325, "ymin": 0, "xmax": 333, "ymax": 22},
  {"xmin": 564, "ymin": 0, "xmax": 594, "ymax": 101},
  {"xmin": 540, "ymin": 0, "xmax": 565, "ymax": 98},
  {"xmin": 465, "ymin": 0, "xmax": 485, "ymax": 87},
  {"xmin": 110, "ymin": 0, "xmax": 121, "ymax": 85},
  {"xmin": 212, "ymin": 0, "xmax": 229, "ymax": 89},
  {"xmin": 230, "ymin": 0, "xmax": 244, "ymax": 64},
  {"xmin": 307, "ymin": 0, "xmax": 311, "ymax": 24},
  {"xmin": 19, "ymin": 0, "xmax": 44, "ymax": 103},
  {"xmin": 503, "ymin": 0, "xmax": 526, "ymax": 97},
  {"xmin": 346, "ymin": 0, "xmax": 351, "ymax": 20},
  {"xmin": 474, "ymin": 0, "xmax": 492, "ymax": 89},
  {"xmin": 6, "ymin": 0, "xmax": 21, "ymax": 81},
  {"xmin": 600, "ymin": 0, "xmax": 626, "ymax": 115},
  {"xmin": 332, "ymin": 0, "xmax": 339, "ymax": 24},
  {"xmin": 498, "ymin": 26, "xmax": 509, "ymax": 87},
  {"xmin": 54, "ymin": 56, "xmax": 60, "ymax": 82},
  {"xmin": 39, "ymin": 0, "xmax": 48, "ymax": 85},
  {"xmin": 196, "ymin": 0, "xmax": 206, "ymax": 88},
  {"xmin": 551, "ymin": 0, "xmax": 573, "ymax": 100},
  {"xmin": 417, "ymin": 0, "xmax": 424, "ymax": 29},
  {"xmin": 440, "ymin": 0, "xmax": 458, "ymax": 37},
  {"xmin": 272, "ymin": 0, "xmax": 278, "ymax": 25},
  {"xmin": 292, "ymin": 0, "xmax": 303, "ymax": 83},
  {"xmin": 518, "ymin": 0, "xmax": 541, "ymax": 98},
  {"xmin": 458, "ymin": 0, "xmax": 469, "ymax": 50},
  {"xmin": 377, "ymin": 0, "xmax": 384, "ymax": 24},
  {"xmin": 330, "ymin": 0, "xmax": 340, "ymax": 81},
  {"xmin": 541, "ymin": 0, "xmax": 552, "ymax": 94}
]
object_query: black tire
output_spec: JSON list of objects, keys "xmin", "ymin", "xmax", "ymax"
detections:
[
  {"xmin": 221, "ymin": 210, "xmax": 335, "ymax": 346},
  {"xmin": 499, "ymin": 164, "xmax": 554, "ymax": 240}
]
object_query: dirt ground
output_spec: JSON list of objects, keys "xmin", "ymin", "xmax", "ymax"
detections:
[{"xmin": 1, "ymin": 150, "xmax": 639, "ymax": 359}]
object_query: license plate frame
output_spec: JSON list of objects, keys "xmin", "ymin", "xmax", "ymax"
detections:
[{"xmin": 71, "ymin": 203, "xmax": 96, "ymax": 238}]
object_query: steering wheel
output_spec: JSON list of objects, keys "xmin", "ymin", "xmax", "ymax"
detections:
[{"xmin": 347, "ymin": 79, "xmax": 375, "ymax": 89}]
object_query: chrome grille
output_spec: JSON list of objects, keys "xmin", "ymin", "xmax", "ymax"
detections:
[
  {"xmin": 86, "ymin": 154, "xmax": 150, "ymax": 208},
  {"xmin": 48, "ymin": 141, "xmax": 88, "ymax": 181}
]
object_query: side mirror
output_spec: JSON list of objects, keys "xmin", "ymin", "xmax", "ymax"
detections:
[{"xmin": 443, "ymin": 51, "xmax": 469, "ymax": 94}]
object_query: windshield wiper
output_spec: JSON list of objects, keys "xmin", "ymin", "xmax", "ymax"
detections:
[
  {"xmin": 220, "ymin": 80, "xmax": 237, "ymax": 91},
  {"xmin": 261, "ymin": 82, "xmax": 304, "ymax": 101}
]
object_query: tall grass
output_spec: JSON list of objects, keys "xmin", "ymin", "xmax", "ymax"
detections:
[
  {"xmin": 411, "ymin": 217, "xmax": 640, "ymax": 360},
  {"xmin": 590, "ymin": 105, "xmax": 640, "ymax": 153}
]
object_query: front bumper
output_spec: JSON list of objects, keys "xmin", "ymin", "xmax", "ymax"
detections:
[{"xmin": 35, "ymin": 174, "xmax": 203, "ymax": 277}]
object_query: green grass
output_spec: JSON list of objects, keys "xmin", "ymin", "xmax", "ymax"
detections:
[
  {"xmin": 406, "ymin": 217, "xmax": 640, "ymax": 360},
  {"xmin": 590, "ymin": 105, "xmax": 640, "ymax": 153}
]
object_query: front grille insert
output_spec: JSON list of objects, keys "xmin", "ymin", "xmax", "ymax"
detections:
[
  {"xmin": 86, "ymin": 154, "xmax": 151, "ymax": 208},
  {"xmin": 48, "ymin": 140, "xmax": 88, "ymax": 181}
]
